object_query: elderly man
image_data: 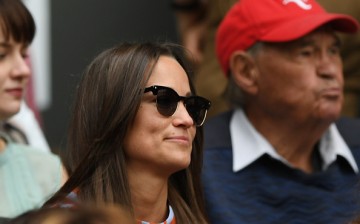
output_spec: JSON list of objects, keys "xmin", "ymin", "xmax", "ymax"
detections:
[{"xmin": 202, "ymin": 0, "xmax": 360, "ymax": 223}]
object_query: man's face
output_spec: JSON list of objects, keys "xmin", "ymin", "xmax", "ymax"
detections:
[{"xmin": 253, "ymin": 28, "xmax": 343, "ymax": 124}]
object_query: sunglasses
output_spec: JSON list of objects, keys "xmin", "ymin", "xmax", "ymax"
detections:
[{"xmin": 144, "ymin": 85, "xmax": 211, "ymax": 127}]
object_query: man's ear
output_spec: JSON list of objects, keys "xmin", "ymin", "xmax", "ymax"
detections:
[{"xmin": 229, "ymin": 51, "xmax": 258, "ymax": 94}]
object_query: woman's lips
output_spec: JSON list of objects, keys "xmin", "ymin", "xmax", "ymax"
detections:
[
  {"xmin": 165, "ymin": 136, "xmax": 191, "ymax": 145},
  {"xmin": 6, "ymin": 88, "xmax": 23, "ymax": 98}
]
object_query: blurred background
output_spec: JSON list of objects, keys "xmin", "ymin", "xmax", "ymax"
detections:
[{"xmin": 24, "ymin": 0, "xmax": 178, "ymax": 152}]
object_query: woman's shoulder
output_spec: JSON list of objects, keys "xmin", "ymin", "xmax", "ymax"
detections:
[
  {"xmin": 9, "ymin": 142, "xmax": 60, "ymax": 167},
  {"xmin": 8, "ymin": 142, "xmax": 63, "ymax": 192},
  {"xmin": 0, "ymin": 142, "xmax": 63, "ymax": 218}
]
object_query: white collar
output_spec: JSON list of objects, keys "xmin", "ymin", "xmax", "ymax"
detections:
[
  {"xmin": 139, "ymin": 205, "xmax": 174, "ymax": 224},
  {"xmin": 231, "ymin": 108, "xmax": 359, "ymax": 173}
]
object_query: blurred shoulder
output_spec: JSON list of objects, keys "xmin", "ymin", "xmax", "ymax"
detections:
[
  {"xmin": 204, "ymin": 110, "xmax": 233, "ymax": 149},
  {"xmin": 336, "ymin": 117, "xmax": 360, "ymax": 147},
  {"xmin": 9, "ymin": 143, "xmax": 62, "ymax": 190},
  {"xmin": 11, "ymin": 143, "xmax": 60, "ymax": 165}
]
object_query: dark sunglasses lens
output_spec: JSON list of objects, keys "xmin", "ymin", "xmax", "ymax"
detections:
[
  {"xmin": 156, "ymin": 88, "xmax": 178, "ymax": 116},
  {"xmin": 185, "ymin": 97, "xmax": 208, "ymax": 126}
]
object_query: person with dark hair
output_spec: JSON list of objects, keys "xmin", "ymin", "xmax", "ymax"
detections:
[
  {"xmin": 44, "ymin": 42, "xmax": 211, "ymax": 224},
  {"xmin": 202, "ymin": 0, "xmax": 360, "ymax": 223},
  {"xmin": 0, "ymin": 0, "xmax": 50, "ymax": 153},
  {"xmin": 0, "ymin": 0, "xmax": 66, "ymax": 219}
]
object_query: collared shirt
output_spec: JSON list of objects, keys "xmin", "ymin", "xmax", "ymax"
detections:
[
  {"xmin": 230, "ymin": 108, "xmax": 359, "ymax": 173},
  {"xmin": 137, "ymin": 205, "xmax": 175, "ymax": 224}
]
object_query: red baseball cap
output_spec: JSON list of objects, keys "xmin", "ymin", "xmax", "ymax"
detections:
[{"xmin": 216, "ymin": 0, "xmax": 360, "ymax": 75}]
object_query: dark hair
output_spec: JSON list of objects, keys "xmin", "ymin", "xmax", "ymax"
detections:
[
  {"xmin": 0, "ymin": 0, "xmax": 35, "ymax": 44},
  {"xmin": 45, "ymin": 42, "xmax": 207, "ymax": 223},
  {"xmin": 9, "ymin": 205, "xmax": 135, "ymax": 224}
]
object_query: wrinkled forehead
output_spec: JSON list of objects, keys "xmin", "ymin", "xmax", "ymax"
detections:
[
  {"xmin": 292, "ymin": 26, "xmax": 339, "ymax": 45},
  {"xmin": 260, "ymin": 26, "xmax": 340, "ymax": 52}
]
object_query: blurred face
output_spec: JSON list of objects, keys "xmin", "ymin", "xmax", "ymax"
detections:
[
  {"xmin": 124, "ymin": 56, "xmax": 196, "ymax": 177},
  {"xmin": 0, "ymin": 27, "xmax": 31, "ymax": 120},
  {"xmin": 253, "ymin": 28, "xmax": 343, "ymax": 124}
]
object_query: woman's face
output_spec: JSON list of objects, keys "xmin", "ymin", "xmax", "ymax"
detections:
[
  {"xmin": 124, "ymin": 56, "xmax": 196, "ymax": 177},
  {"xmin": 0, "ymin": 28, "xmax": 31, "ymax": 120}
]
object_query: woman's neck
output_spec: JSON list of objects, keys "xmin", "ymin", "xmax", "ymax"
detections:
[{"xmin": 128, "ymin": 168, "xmax": 169, "ymax": 223}]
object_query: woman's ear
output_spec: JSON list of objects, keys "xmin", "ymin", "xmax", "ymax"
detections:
[{"xmin": 229, "ymin": 51, "xmax": 258, "ymax": 95}]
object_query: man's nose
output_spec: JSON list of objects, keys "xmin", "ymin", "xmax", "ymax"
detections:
[{"xmin": 316, "ymin": 52, "xmax": 342, "ymax": 80}]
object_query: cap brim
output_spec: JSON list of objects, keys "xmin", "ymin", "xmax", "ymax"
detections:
[{"xmin": 261, "ymin": 14, "xmax": 359, "ymax": 42}]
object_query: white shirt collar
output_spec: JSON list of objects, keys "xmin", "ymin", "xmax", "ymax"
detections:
[
  {"xmin": 139, "ymin": 205, "xmax": 174, "ymax": 224},
  {"xmin": 231, "ymin": 108, "xmax": 359, "ymax": 173}
]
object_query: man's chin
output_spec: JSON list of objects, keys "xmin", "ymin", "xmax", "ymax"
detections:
[{"xmin": 317, "ymin": 108, "xmax": 341, "ymax": 123}]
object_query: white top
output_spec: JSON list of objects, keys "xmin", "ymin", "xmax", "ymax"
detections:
[
  {"xmin": 230, "ymin": 108, "xmax": 359, "ymax": 173},
  {"xmin": 7, "ymin": 101, "xmax": 50, "ymax": 152}
]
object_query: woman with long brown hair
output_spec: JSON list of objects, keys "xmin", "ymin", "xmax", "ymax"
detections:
[{"xmin": 45, "ymin": 42, "xmax": 210, "ymax": 223}]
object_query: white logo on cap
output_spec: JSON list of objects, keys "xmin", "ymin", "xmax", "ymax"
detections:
[{"xmin": 283, "ymin": 0, "xmax": 312, "ymax": 10}]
